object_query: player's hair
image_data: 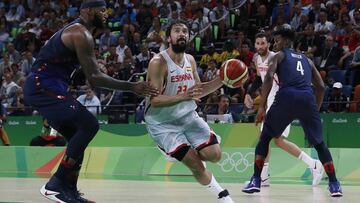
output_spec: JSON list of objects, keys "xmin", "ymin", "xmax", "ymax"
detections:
[
  {"xmin": 272, "ymin": 29, "xmax": 295, "ymax": 41},
  {"xmin": 165, "ymin": 20, "xmax": 190, "ymax": 37},
  {"xmin": 255, "ymin": 32, "xmax": 269, "ymax": 42}
]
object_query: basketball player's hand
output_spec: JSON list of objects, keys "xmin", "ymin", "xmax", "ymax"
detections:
[
  {"xmin": 132, "ymin": 81, "xmax": 159, "ymax": 97},
  {"xmin": 255, "ymin": 106, "xmax": 265, "ymax": 126},
  {"xmin": 184, "ymin": 84, "xmax": 203, "ymax": 102}
]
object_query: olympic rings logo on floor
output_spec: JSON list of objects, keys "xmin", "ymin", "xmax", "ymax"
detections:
[{"xmin": 217, "ymin": 152, "xmax": 255, "ymax": 173}]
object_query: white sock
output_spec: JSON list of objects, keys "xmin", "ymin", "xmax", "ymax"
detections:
[
  {"xmin": 298, "ymin": 151, "xmax": 315, "ymax": 168},
  {"xmin": 205, "ymin": 174, "xmax": 224, "ymax": 196},
  {"xmin": 261, "ymin": 162, "xmax": 269, "ymax": 180}
]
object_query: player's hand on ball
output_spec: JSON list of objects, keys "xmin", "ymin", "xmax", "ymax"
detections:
[
  {"xmin": 255, "ymin": 106, "xmax": 265, "ymax": 126},
  {"xmin": 133, "ymin": 81, "xmax": 159, "ymax": 97}
]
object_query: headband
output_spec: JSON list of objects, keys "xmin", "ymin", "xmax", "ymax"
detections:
[{"xmin": 80, "ymin": 0, "xmax": 106, "ymax": 9}]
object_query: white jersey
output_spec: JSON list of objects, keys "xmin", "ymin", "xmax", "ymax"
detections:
[
  {"xmin": 253, "ymin": 51, "xmax": 279, "ymax": 105},
  {"xmin": 144, "ymin": 50, "xmax": 197, "ymax": 124}
]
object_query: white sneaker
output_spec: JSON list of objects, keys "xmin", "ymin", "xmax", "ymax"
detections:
[
  {"xmin": 311, "ymin": 160, "xmax": 324, "ymax": 186},
  {"xmin": 261, "ymin": 175, "xmax": 270, "ymax": 187},
  {"xmin": 218, "ymin": 189, "xmax": 234, "ymax": 203},
  {"xmin": 218, "ymin": 196, "xmax": 234, "ymax": 203}
]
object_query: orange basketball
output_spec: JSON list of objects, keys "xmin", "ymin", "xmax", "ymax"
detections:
[{"xmin": 219, "ymin": 59, "xmax": 248, "ymax": 88}]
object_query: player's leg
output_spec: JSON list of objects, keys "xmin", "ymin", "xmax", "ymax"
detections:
[
  {"xmin": 0, "ymin": 121, "xmax": 10, "ymax": 146},
  {"xmin": 243, "ymin": 92, "xmax": 294, "ymax": 194},
  {"xmin": 182, "ymin": 112, "xmax": 233, "ymax": 203},
  {"xmin": 260, "ymin": 122, "xmax": 271, "ymax": 186},
  {"xmin": 273, "ymin": 135, "xmax": 323, "ymax": 186},
  {"xmin": 298, "ymin": 94, "xmax": 342, "ymax": 197},
  {"xmin": 40, "ymin": 100, "xmax": 99, "ymax": 203}
]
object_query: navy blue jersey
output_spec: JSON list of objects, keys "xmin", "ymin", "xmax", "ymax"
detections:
[
  {"xmin": 277, "ymin": 48, "xmax": 312, "ymax": 90},
  {"xmin": 31, "ymin": 18, "xmax": 82, "ymax": 94}
]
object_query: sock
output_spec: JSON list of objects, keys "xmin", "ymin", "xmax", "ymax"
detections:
[
  {"xmin": 261, "ymin": 162, "xmax": 269, "ymax": 180},
  {"xmin": 323, "ymin": 162, "xmax": 337, "ymax": 182},
  {"xmin": 298, "ymin": 151, "xmax": 315, "ymax": 169},
  {"xmin": 254, "ymin": 158, "xmax": 265, "ymax": 177},
  {"xmin": 314, "ymin": 142, "xmax": 338, "ymax": 182},
  {"xmin": 205, "ymin": 174, "xmax": 225, "ymax": 197}
]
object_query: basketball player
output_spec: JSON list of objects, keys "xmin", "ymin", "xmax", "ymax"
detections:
[
  {"xmin": 145, "ymin": 20, "xmax": 234, "ymax": 203},
  {"xmin": 24, "ymin": 1, "xmax": 158, "ymax": 202},
  {"xmin": 247, "ymin": 32, "xmax": 324, "ymax": 187},
  {"xmin": 242, "ymin": 29, "xmax": 342, "ymax": 197}
]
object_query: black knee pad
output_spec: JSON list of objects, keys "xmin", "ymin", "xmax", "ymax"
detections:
[{"xmin": 171, "ymin": 145, "xmax": 191, "ymax": 161}]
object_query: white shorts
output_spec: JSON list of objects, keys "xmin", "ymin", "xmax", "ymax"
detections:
[
  {"xmin": 146, "ymin": 111, "xmax": 219, "ymax": 156},
  {"xmin": 260, "ymin": 93, "xmax": 291, "ymax": 138}
]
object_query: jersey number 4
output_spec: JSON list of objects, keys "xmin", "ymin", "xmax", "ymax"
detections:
[
  {"xmin": 177, "ymin": 85, "xmax": 188, "ymax": 94},
  {"xmin": 296, "ymin": 61, "xmax": 304, "ymax": 75}
]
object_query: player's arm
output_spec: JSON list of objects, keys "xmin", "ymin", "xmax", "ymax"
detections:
[
  {"xmin": 308, "ymin": 58, "xmax": 325, "ymax": 110},
  {"xmin": 247, "ymin": 55, "xmax": 262, "ymax": 95},
  {"xmin": 189, "ymin": 55, "xmax": 223, "ymax": 99},
  {"xmin": 256, "ymin": 52, "xmax": 284, "ymax": 125},
  {"xmin": 68, "ymin": 25, "xmax": 158, "ymax": 96},
  {"xmin": 147, "ymin": 56, "xmax": 201, "ymax": 107}
]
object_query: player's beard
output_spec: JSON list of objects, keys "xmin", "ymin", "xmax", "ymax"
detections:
[
  {"xmin": 171, "ymin": 39, "xmax": 187, "ymax": 53},
  {"xmin": 93, "ymin": 13, "xmax": 105, "ymax": 28}
]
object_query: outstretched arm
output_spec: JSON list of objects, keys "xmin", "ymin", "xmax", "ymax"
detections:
[
  {"xmin": 67, "ymin": 25, "xmax": 158, "ymax": 96},
  {"xmin": 189, "ymin": 55, "xmax": 223, "ymax": 99}
]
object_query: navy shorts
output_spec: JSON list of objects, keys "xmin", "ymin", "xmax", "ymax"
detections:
[
  {"xmin": 262, "ymin": 87, "xmax": 323, "ymax": 145},
  {"xmin": 24, "ymin": 74, "xmax": 96, "ymax": 139}
]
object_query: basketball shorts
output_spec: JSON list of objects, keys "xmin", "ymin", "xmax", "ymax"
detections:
[{"xmin": 146, "ymin": 111, "xmax": 220, "ymax": 157}]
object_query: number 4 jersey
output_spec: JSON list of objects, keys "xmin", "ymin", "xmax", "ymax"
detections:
[{"xmin": 145, "ymin": 50, "xmax": 197, "ymax": 125}]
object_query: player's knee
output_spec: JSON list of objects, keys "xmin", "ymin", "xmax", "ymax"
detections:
[
  {"xmin": 207, "ymin": 150, "xmax": 222, "ymax": 163},
  {"xmin": 85, "ymin": 116, "xmax": 100, "ymax": 136},
  {"xmin": 273, "ymin": 137, "xmax": 284, "ymax": 147}
]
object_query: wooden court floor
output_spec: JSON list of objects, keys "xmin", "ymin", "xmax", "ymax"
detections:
[{"xmin": 0, "ymin": 177, "xmax": 357, "ymax": 203}]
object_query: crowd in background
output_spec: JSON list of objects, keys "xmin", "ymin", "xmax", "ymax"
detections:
[{"xmin": 0, "ymin": 0, "xmax": 359, "ymax": 124}]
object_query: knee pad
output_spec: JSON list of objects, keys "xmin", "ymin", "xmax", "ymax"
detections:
[{"xmin": 171, "ymin": 145, "xmax": 191, "ymax": 161}]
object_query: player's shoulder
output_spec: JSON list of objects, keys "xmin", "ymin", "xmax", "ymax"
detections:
[
  {"xmin": 63, "ymin": 23, "xmax": 92, "ymax": 40},
  {"xmin": 268, "ymin": 51, "xmax": 276, "ymax": 57},
  {"xmin": 149, "ymin": 53, "xmax": 166, "ymax": 67}
]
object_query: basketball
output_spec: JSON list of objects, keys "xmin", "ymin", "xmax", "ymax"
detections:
[{"xmin": 219, "ymin": 59, "xmax": 248, "ymax": 88}]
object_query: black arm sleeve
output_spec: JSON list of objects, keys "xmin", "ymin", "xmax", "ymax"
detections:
[{"xmin": 248, "ymin": 75, "xmax": 262, "ymax": 95}]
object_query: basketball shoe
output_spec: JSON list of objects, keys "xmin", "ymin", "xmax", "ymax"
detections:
[
  {"xmin": 311, "ymin": 160, "xmax": 324, "ymax": 186},
  {"xmin": 328, "ymin": 181, "xmax": 343, "ymax": 197},
  {"xmin": 242, "ymin": 176, "xmax": 261, "ymax": 193},
  {"xmin": 218, "ymin": 189, "xmax": 234, "ymax": 203},
  {"xmin": 40, "ymin": 176, "xmax": 80, "ymax": 203}
]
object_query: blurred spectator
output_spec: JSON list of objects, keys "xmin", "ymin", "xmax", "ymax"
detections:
[
  {"xmin": 290, "ymin": 3, "xmax": 302, "ymax": 30},
  {"xmin": 5, "ymin": 5, "xmax": 21, "ymax": 25},
  {"xmin": 192, "ymin": 8, "xmax": 210, "ymax": 41},
  {"xmin": 270, "ymin": 0, "xmax": 290, "ymax": 26},
  {"xmin": 203, "ymin": 59, "xmax": 218, "ymax": 82},
  {"xmin": 0, "ymin": 54, "xmax": 11, "ymax": 81},
  {"xmin": 319, "ymin": 35, "xmax": 344, "ymax": 71},
  {"xmin": 351, "ymin": 45, "xmax": 360, "ymax": 86},
  {"xmin": 115, "ymin": 35, "xmax": 129, "ymax": 63},
  {"xmin": 206, "ymin": 94, "xmax": 234, "ymax": 123},
  {"xmin": 199, "ymin": 43, "xmax": 220, "ymax": 66},
  {"xmin": 135, "ymin": 43, "xmax": 153, "ymax": 73},
  {"xmin": 314, "ymin": 11, "xmax": 335, "ymax": 37},
  {"xmin": 349, "ymin": 0, "xmax": 360, "ymax": 24},
  {"xmin": 0, "ymin": 72, "xmax": 19, "ymax": 108},
  {"xmin": 20, "ymin": 51, "xmax": 35, "ymax": 76},
  {"xmin": 233, "ymin": 30, "xmax": 253, "ymax": 52},
  {"xmin": 218, "ymin": 40, "xmax": 240, "ymax": 64},
  {"xmin": 296, "ymin": 24, "xmax": 322, "ymax": 61},
  {"xmin": 6, "ymin": 43, "xmax": 21, "ymax": 64},
  {"xmin": 328, "ymin": 82, "xmax": 350, "ymax": 112},
  {"xmin": 203, "ymin": 89, "xmax": 220, "ymax": 114},
  {"xmin": 353, "ymin": 9, "xmax": 360, "ymax": 27},
  {"xmin": 77, "ymin": 87, "xmax": 101, "ymax": 116},
  {"xmin": 0, "ymin": 23, "xmax": 10, "ymax": 50},
  {"xmin": 128, "ymin": 32, "xmax": 142, "ymax": 55},
  {"xmin": 10, "ymin": 63, "xmax": 24, "ymax": 83},
  {"xmin": 308, "ymin": 0, "xmax": 323, "ymax": 24},
  {"xmin": 99, "ymin": 28, "xmax": 118, "ymax": 51},
  {"xmin": 237, "ymin": 42, "xmax": 254, "ymax": 67}
]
